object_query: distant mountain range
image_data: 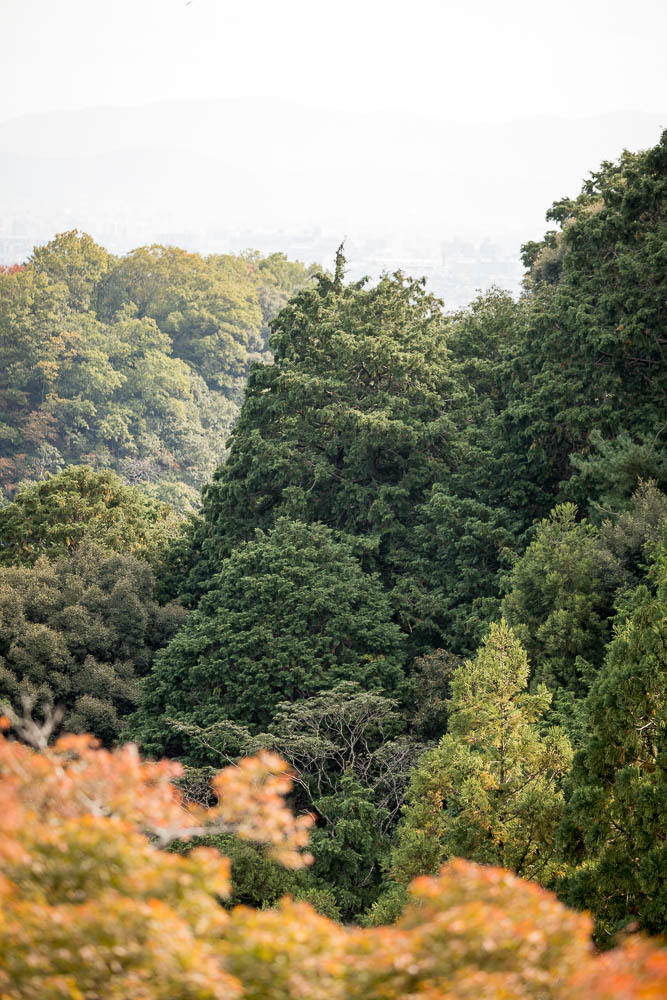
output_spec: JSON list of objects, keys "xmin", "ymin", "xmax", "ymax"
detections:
[
  {"xmin": 0, "ymin": 101, "xmax": 664, "ymax": 306},
  {"xmin": 1, "ymin": 101, "xmax": 664, "ymax": 235}
]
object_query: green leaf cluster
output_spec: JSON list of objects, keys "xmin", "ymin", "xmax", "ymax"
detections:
[
  {"xmin": 0, "ymin": 465, "xmax": 181, "ymax": 567},
  {"xmin": 128, "ymin": 518, "xmax": 406, "ymax": 751},
  {"xmin": 0, "ymin": 541, "xmax": 187, "ymax": 744},
  {"xmin": 0, "ymin": 233, "xmax": 316, "ymax": 511},
  {"xmin": 557, "ymin": 531, "xmax": 667, "ymax": 943}
]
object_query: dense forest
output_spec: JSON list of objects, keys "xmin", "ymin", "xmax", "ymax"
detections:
[
  {"xmin": 1, "ymin": 131, "xmax": 666, "ymax": 997},
  {"xmin": 0, "ymin": 239, "xmax": 317, "ymax": 511}
]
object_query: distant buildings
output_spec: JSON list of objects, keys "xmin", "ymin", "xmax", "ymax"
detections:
[{"xmin": 0, "ymin": 215, "xmax": 523, "ymax": 309}]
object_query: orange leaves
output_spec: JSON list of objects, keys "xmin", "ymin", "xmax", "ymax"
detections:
[
  {"xmin": 344, "ymin": 860, "xmax": 591, "ymax": 1000},
  {"xmin": 0, "ymin": 893, "xmax": 240, "ymax": 1000},
  {"xmin": 224, "ymin": 899, "xmax": 347, "ymax": 1000},
  {"xmin": 0, "ymin": 729, "xmax": 237, "ymax": 998},
  {"xmin": 0, "ymin": 731, "xmax": 311, "ymax": 999},
  {"xmin": 569, "ymin": 937, "xmax": 667, "ymax": 1000},
  {"xmin": 220, "ymin": 859, "xmax": 667, "ymax": 1000},
  {"xmin": 211, "ymin": 751, "xmax": 314, "ymax": 867},
  {"xmin": 0, "ymin": 729, "xmax": 665, "ymax": 1000},
  {"xmin": 0, "ymin": 732, "xmax": 187, "ymax": 836}
]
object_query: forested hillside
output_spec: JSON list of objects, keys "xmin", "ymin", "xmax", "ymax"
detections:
[
  {"xmin": 0, "ymin": 237, "xmax": 317, "ymax": 511},
  {"xmin": 1, "ymin": 131, "xmax": 666, "ymax": 996}
]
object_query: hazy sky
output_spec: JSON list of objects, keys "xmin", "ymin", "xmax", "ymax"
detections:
[{"xmin": 1, "ymin": 0, "xmax": 666, "ymax": 124}]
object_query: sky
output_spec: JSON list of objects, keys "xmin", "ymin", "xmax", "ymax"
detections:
[
  {"xmin": 1, "ymin": 0, "xmax": 666, "ymax": 124},
  {"xmin": 0, "ymin": 0, "xmax": 665, "ymax": 299}
]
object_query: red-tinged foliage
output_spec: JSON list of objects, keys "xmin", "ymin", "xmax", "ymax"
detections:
[
  {"xmin": 223, "ymin": 899, "xmax": 348, "ymax": 1000},
  {"xmin": 569, "ymin": 937, "xmax": 667, "ymax": 1000},
  {"xmin": 0, "ymin": 730, "xmax": 237, "ymax": 999},
  {"xmin": 346, "ymin": 861, "xmax": 592, "ymax": 999},
  {"xmin": 0, "ymin": 728, "xmax": 312, "ymax": 999},
  {"xmin": 0, "ymin": 726, "xmax": 665, "ymax": 1000}
]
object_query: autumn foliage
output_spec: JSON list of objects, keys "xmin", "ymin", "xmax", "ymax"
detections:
[{"xmin": 0, "ymin": 725, "xmax": 665, "ymax": 1000}]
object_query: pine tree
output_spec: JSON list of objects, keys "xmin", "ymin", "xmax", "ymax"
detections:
[
  {"xmin": 128, "ymin": 518, "xmax": 406, "ymax": 755},
  {"xmin": 557, "ymin": 531, "xmax": 667, "ymax": 941},
  {"xmin": 391, "ymin": 621, "xmax": 572, "ymax": 883},
  {"xmin": 167, "ymin": 257, "xmax": 458, "ymax": 649}
]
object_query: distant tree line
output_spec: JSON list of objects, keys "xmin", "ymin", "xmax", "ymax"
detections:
[{"xmin": 0, "ymin": 235, "xmax": 317, "ymax": 511}]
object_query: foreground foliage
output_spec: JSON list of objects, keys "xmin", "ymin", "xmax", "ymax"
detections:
[{"xmin": 0, "ymin": 728, "xmax": 665, "ymax": 1000}]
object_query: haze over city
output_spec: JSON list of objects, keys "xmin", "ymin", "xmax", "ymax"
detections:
[{"xmin": 1, "ymin": 0, "xmax": 665, "ymax": 305}]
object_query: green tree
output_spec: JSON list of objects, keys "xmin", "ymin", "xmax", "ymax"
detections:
[
  {"xmin": 557, "ymin": 532, "xmax": 667, "ymax": 941},
  {"xmin": 30, "ymin": 229, "xmax": 111, "ymax": 311},
  {"xmin": 162, "ymin": 681, "xmax": 424, "ymax": 921},
  {"xmin": 0, "ymin": 466, "xmax": 181, "ymax": 567},
  {"xmin": 598, "ymin": 479, "xmax": 667, "ymax": 586},
  {"xmin": 173, "ymin": 255, "xmax": 458, "ymax": 642},
  {"xmin": 0, "ymin": 264, "xmax": 70, "ymax": 486},
  {"xmin": 96, "ymin": 245, "xmax": 316, "ymax": 402},
  {"xmin": 129, "ymin": 518, "xmax": 406, "ymax": 753},
  {"xmin": 506, "ymin": 132, "xmax": 667, "ymax": 510},
  {"xmin": 172, "ymin": 833, "xmax": 342, "ymax": 920},
  {"xmin": 390, "ymin": 621, "xmax": 572, "ymax": 884},
  {"xmin": 310, "ymin": 771, "xmax": 391, "ymax": 920},
  {"xmin": 97, "ymin": 245, "xmax": 261, "ymax": 401},
  {"xmin": 0, "ymin": 541, "xmax": 187, "ymax": 745},
  {"xmin": 501, "ymin": 504, "xmax": 621, "ymax": 699},
  {"xmin": 0, "ymin": 235, "xmax": 314, "ymax": 506},
  {"xmin": 407, "ymin": 647, "xmax": 461, "ymax": 740}
]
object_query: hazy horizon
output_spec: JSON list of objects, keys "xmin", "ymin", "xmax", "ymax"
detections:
[{"xmin": 1, "ymin": 0, "xmax": 665, "ymax": 305}]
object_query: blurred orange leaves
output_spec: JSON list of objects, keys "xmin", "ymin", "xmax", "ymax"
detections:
[{"xmin": 0, "ymin": 726, "xmax": 665, "ymax": 999}]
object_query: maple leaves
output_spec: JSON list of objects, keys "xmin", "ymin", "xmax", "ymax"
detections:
[
  {"xmin": 0, "ymin": 724, "xmax": 665, "ymax": 1000},
  {"xmin": 212, "ymin": 753, "xmax": 314, "ymax": 867},
  {"xmin": 0, "ymin": 728, "xmax": 235, "ymax": 999}
]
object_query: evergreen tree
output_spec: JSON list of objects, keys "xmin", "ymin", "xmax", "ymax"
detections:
[
  {"xmin": 415, "ymin": 290, "xmax": 527, "ymax": 649},
  {"xmin": 390, "ymin": 621, "xmax": 572, "ymax": 884},
  {"xmin": 557, "ymin": 532, "xmax": 667, "ymax": 941},
  {"xmin": 171, "ymin": 254, "xmax": 459, "ymax": 644},
  {"xmin": 129, "ymin": 518, "xmax": 406, "ymax": 755},
  {"xmin": 501, "ymin": 504, "xmax": 621, "ymax": 699},
  {"xmin": 310, "ymin": 771, "xmax": 391, "ymax": 920},
  {"xmin": 508, "ymin": 131, "xmax": 667, "ymax": 511}
]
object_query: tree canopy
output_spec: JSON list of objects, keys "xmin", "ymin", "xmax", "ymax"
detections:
[
  {"xmin": 0, "ymin": 233, "xmax": 316, "ymax": 510},
  {"xmin": 0, "ymin": 130, "xmax": 666, "ymax": 963},
  {"xmin": 0, "ymin": 465, "xmax": 180, "ymax": 567},
  {"xmin": 1, "ymin": 726, "xmax": 665, "ymax": 1000},
  {"xmin": 391, "ymin": 621, "xmax": 572, "ymax": 884},
  {"xmin": 0, "ymin": 541, "xmax": 187, "ymax": 745},
  {"xmin": 171, "ymin": 257, "xmax": 458, "ymax": 632},
  {"xmin": 129, "ymin": 518, "xmax": 406, "ymax": 754},
  {"xmin": 558, "ymin": 531, "xmax": 667, "ymax": 942}
]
